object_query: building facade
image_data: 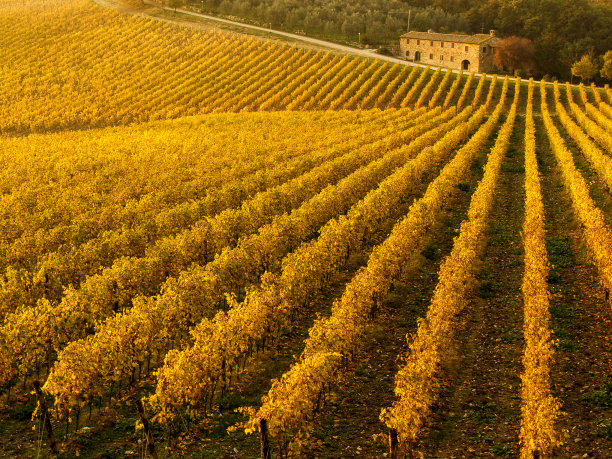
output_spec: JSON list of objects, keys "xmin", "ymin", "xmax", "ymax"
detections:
[{"xmin": 399, "ymin": 30, "xmax": 500, "ymax": 73}]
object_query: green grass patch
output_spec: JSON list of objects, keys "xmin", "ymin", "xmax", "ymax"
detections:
[
  {"xmin": 501, "ymin": 163, "xmax": 525, "ymax": 173},
  {"xmin": 546, "ymin": 236, "xmax": 575, "ymax": 268},
  {"xmin": 456, "ymin": 182, "xmax": 470, "ymax": 192},
  {"xmin": 488, "ymin": 224, "xmax": 514, "ymax": 246},
  {"xmin": 552, "ymin": 326, "xmax": 579, "ymax": 352},
  {"xmin": 499, "ymin": 329, "xmax": 518, "ymax": 344},
  {"xmin": 471, "ymin": 158, "xmax": 484, "ymax": 173},
  {"xmin": 471, "ymin": 433, "xmax": 494, "ymax": 444},
  {"xmin": 490, "ymin": 442, "xmax": 513, "ymax": 457},
  {"xmin": 468, "ymin": 401, "xmax": 498, "ymax": 424},
  {"xmin": 595, "ymin": 419, "xmax": 612, "ymax": 439},
  {"xmin": 476, "ymin": 280, "xmax": 501, "ymax": 299},
  {"xmin": 420, "ymin": 244, "xmax": 438, "ymax": 261},
  {"xmin": 550, "ymin": 303, "xmax": 575, "ymax": 320},
  {"xmin": 582, "ymin": 381, "xmax": 612, "ymax": 407},
  {"xmin": 8, "ymin": 403, "xmax": 35, "ymax": 422}
]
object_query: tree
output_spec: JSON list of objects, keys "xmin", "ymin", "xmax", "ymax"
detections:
[
  {"xmin": 601, "ymin": 50, "xmax": 612, "ymax": 80},
  {"xmin": 571, "ymin": 54, "xmax": 599, "ymax": 83},
  {"xmin": 494, "ymin": 36, "xmax": 535, "ymax": 74},
  {"xmin": 341, "ymin": 14, "xmax": 362, "ymax": 37},
  {"xmin": 559, "ymin": 38, "xmax": 596, "ymax": 79},
  {"xmin": 167, "ymin": 0, "xmax": 182, "ymax": 12}
]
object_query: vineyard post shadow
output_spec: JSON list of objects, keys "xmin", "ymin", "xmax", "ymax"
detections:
[
  {"xmin": 135, "ymin": 399, "xmax": 158, "ymax": 459},
  {"xmin": 260, "ymin": 419, "xmax": 271, "ymax": 458},
  {"xmin": 388, "ymin": 428, "xmax": 398, "ymax": 458},
  {"xmin": 33, "ymin": 380, "xmax": 58, "ymax": 454}
]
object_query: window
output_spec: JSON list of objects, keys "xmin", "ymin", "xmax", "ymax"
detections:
[
  {"xmin": 440, "ymin": 55, "xmax": 444, "ymax": 61},
  {"xmin": 441, "ymin": 42, "xmax": 444, "ymax": 47},
  {"xmin": 482, "ymin": 47, "xmax": 486, "ymax": 53},
  {"xmin": 406, "ymin": 50, "xmax": 409, "ymax": 57},
  {"xmin": 451, "ymin": 43, "xmax": 454, "ymax": 48},
  {"xmin": 450, "ymin": 56, "xmax": 454, "ymax": 62},
  {"xmin": 430, "ymin": 41, "xmax": 433, "ymax": 46},
  {"xmin": 429, "ymin": 53, "xmax": 433, "ymax": 59},
  {"xmin": 465, "ymin": 45, "xmax": 468, "ymax": 52},
  {"xmin": 417, "ymin": 39, "xmax": 420, "ymax": 45},
  {"xmin": 406, "ymin": 39, "xmax": 409, "ymax": 44}
]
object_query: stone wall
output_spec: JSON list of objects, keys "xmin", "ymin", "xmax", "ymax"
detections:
[{"xmin": 399, "ymin": 37, "xmax": 497, "ymax": 73}]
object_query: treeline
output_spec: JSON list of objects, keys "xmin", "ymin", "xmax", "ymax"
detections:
[
  {"xmin": 460, "ymin": 0, "xmax": 612, "ymax": 80},
  {"xmin": 180, "ymin": 0, "xmax": 467, "ymax": 43},
  {"xmin": 176, "ymin": 0, "xmax": 611, "ymax": 79},
  {"xmin": 182, "ymin": 0, "xmax": 468, "ymax": 43}
]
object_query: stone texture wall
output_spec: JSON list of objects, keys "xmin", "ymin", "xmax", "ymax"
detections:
[{"xmin": 399, "ymin": 37, "xmax": 497, "ymax": 73}]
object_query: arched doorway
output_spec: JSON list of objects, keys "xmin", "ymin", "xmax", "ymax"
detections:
[
  {"xmin": 462, "ymin": 59, "xmax": 470, "ymax": 70},
  {"xmin": 414, "ymin": 51, "xmax": 421, "ymax": 62}
]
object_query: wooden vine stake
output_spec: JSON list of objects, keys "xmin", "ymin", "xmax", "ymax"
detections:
[
  {"xmin": 135, "ymin": 399, "xmax": 158, "ymax": 459},
  {"xmin": 388, "ymin": 428, "xmax": 398, "ymax": 459},
  {"xmin": 32, "ymin": 380, "xmax": 58, "ymax": 454},
  {"xmin": 260, "ymin": 419, "xmax": 271, "ymax": 459}
]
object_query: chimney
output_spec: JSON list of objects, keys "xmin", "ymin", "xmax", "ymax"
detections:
[
  {"xmin": 489, "ymin": 29, "xmax": 495, "ymax": 36},
  {"xmin": 427, "ymin": 29, "xmax": 433, "ymax": 33}
]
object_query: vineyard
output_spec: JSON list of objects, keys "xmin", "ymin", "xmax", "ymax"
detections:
[{"xmin": 1, "ymin": 0, "xmax": 612, "ymax": 457}]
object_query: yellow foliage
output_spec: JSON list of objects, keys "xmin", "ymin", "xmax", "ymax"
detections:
[
  {"xmin": 540, "ymin": 81, "xmax": 612, "ymax": 306},
  {"xmin": 519, "ymin": 79, "xmax": 562, "ymax": 458},
  {"xmin": 242, "ymin": 79, "xmax": 511, "ymax": 454},
  {"xmin": 381, "ymin": 77, "xmax": 518, "ymax": 449}
]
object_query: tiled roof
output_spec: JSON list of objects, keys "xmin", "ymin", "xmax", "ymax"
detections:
[{"xmin": 400, "ymin": 31, "xmax": 499, "ymax": 45}]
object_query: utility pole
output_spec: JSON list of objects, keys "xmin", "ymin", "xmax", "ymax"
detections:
[
  {"xmin": 358, "ymin": 32, "xmax": 361, "ymax": 44},
  {"xmin": 407, "ymin": 10, "xmax": 411, "ymax": 33}
]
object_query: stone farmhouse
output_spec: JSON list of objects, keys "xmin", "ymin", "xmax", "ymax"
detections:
[{"xmin": 399, "ymin": 30, "xmax": 500, "ymax": 73}]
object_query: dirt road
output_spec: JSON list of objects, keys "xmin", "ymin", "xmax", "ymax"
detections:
[{"xmin": 92, "ymin": 0, "xmax": 576, "ymax": 87}]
